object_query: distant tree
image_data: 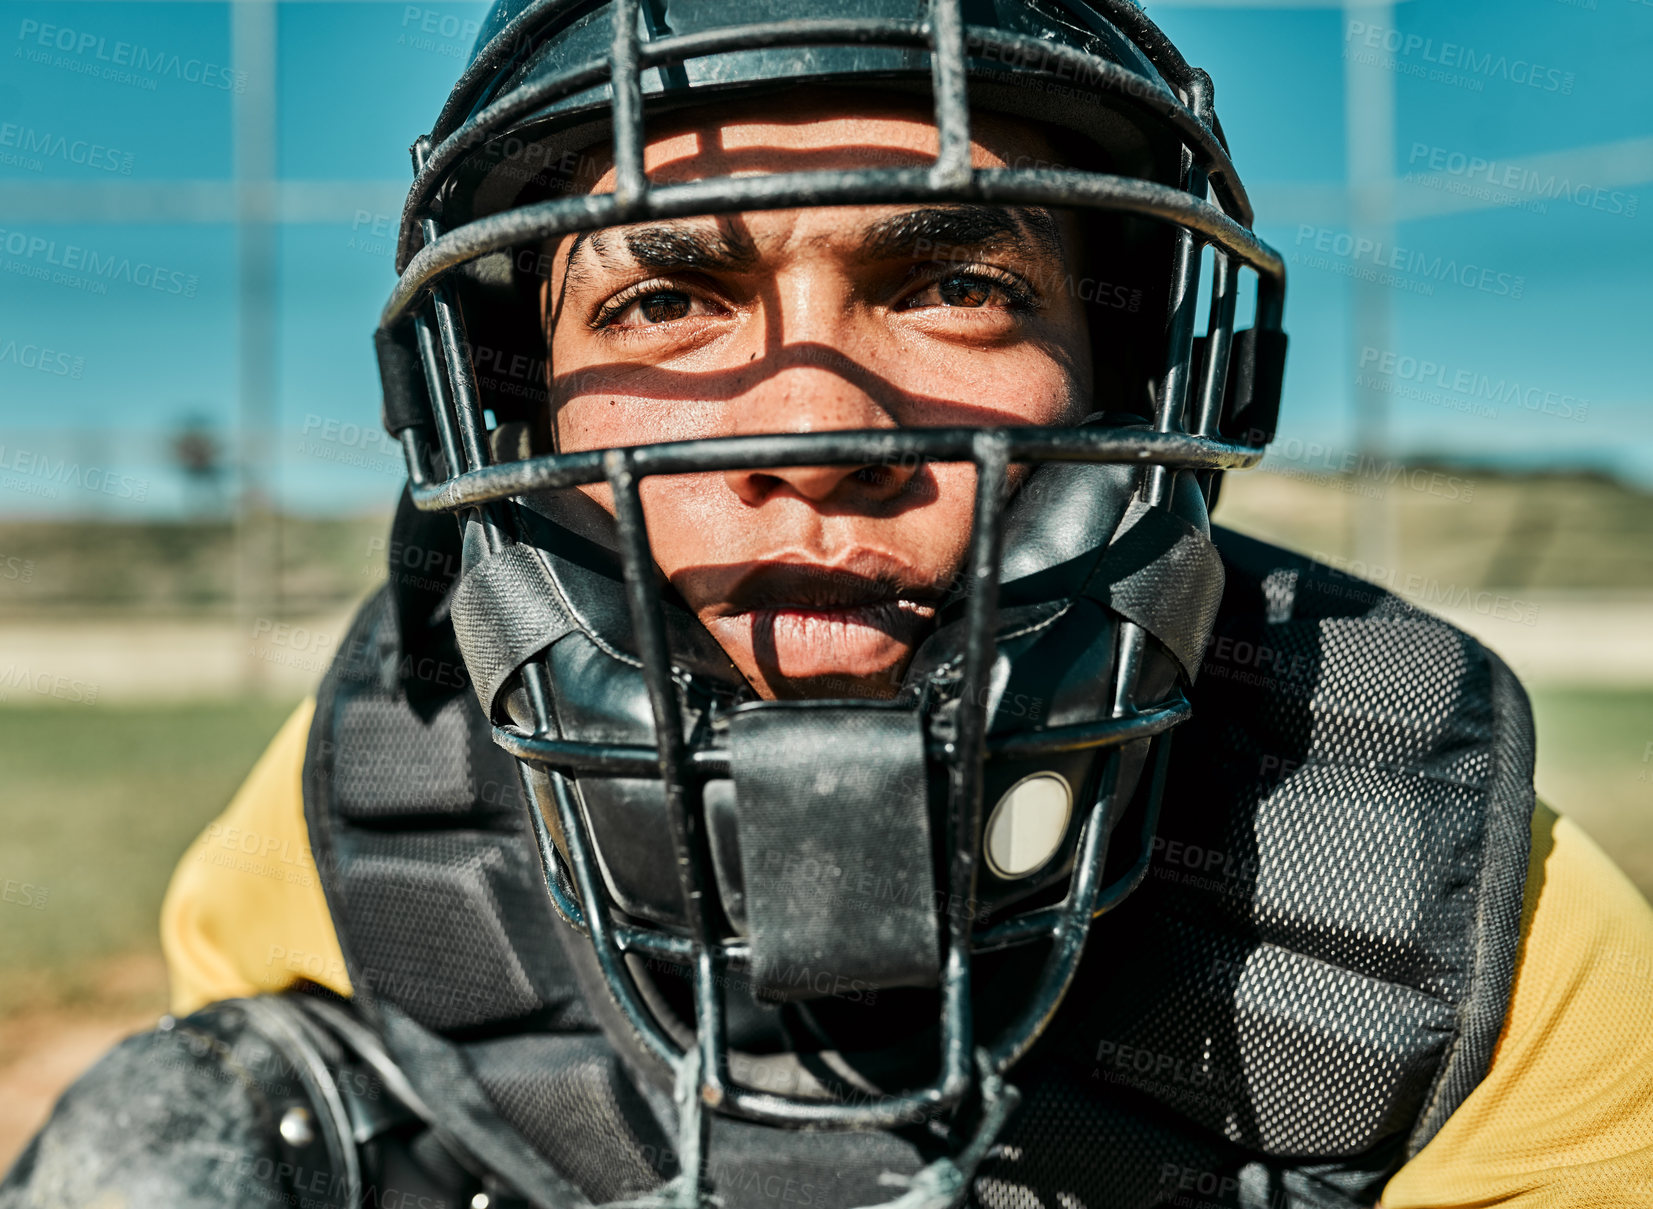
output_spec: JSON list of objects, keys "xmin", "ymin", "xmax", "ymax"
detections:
[{"xmin": 170, "ymin": 413, "xmax": 227, "ymax": 518}]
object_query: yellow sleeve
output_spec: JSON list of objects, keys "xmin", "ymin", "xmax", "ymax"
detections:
[
  {"xmin": 159, "ymin": 698, "xmax": 353, "ymax": 1015},
  {"xmin": 1382, "ymin": 804, "xmax": 1653, "ymax": 1206}
]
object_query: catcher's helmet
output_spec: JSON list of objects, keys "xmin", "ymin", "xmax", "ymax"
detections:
[{"xmin": 374, "ymin": 0, "xmax": 1286, "ymax": 1197}]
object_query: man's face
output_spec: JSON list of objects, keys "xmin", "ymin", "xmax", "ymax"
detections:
[{"xmin": 542, "ymin": 92, "xmax": 1092, "ymax": 700}]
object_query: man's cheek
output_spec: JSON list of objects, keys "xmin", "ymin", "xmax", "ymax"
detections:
[{"xmin": 556, "ymin": 388, "xmax": 723, "ymax": 451}]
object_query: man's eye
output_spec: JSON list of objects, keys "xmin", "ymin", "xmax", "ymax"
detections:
[
  {"xmin": 637, "ymin": 290, "xmax": 693, "ymax": 324},
  {"xmin": 903, "ymin": 270, "xmax": 1031, "ymax": 311},
  {"xmin": 595, "ymin": 285, "xmax": 710, "ymax": 330},
  {"xmin": 624, "ymin": 289, "xmax": 691, "ymax": 325}
]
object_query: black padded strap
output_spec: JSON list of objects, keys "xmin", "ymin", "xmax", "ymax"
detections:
[
  {"xmin": 234, "ymin": 996, "xmax": 363, "ymax": 1209},
  {"xmin": 728, "ymin": 705, "xmax": 940, "ymax": 1002},
  {"xmin": 376, "ymin": 322, "xmax": 431, "ymax": 436},
  {"xmin": 374, "ymin": 1004, "xmax": 595, "ymax": 1209},
  {"xmin": 451, "ymin": 544, "xmax": 578, "ymax": 720},
  {"xmin": 1222, "ymin": 327, "xmax": 1288, "ymax": 447},
  {"xmin": 1189, "ymin": 327, "xmax": 1288, "ymax": 448},
  {"xmin": 1085, "ymin": 503, "xmax": 1225, "ymax": 683}
]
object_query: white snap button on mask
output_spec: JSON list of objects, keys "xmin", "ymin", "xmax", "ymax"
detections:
[
  {"xmin": 984, "ymin": 772, "xmax": 1073, "ymax": 879},
  {"xmin": 278, "ymin": 1106, "xmax": 316, "ymax": 1147}
]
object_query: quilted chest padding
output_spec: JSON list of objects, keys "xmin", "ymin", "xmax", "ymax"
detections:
[
  {"xmin": 337, "ymin": 833, "xmax": 549, "ymax": 1031},
  {"xmin": 333, "ymin": 694, "xmax": 491, "ymax": 820},
  {"xmin": 1244, "ymin": 764, "xmax": 1485, "ymax": 995},
  {"xmin": 310, "ymin": 587, "xmax": 594, "ymax": 1035},
  {"xmin": 1224, "ymin": 944, "xmax": 1455, "ymax": 1154},
  {"xmin": 1053, "ymin": 529, "xmax": 1529, "ymax": 1161},
  {"xmin": 466, "ymin": 1033, "xmax": 674, "ymax": 1203},
  {"xmin": 972, "ymin": 1064, "xmax": 1236, "ymax": 1209}
]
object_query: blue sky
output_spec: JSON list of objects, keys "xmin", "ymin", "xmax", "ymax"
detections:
[{"xmin": 1, "ymin": 0, "xmax": 1649, "ymax": 516}]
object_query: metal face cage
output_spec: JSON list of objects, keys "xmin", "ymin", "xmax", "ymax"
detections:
[{"xmin": 374, "ymin": 0, "xmax": 1286, "ymax": 1164}]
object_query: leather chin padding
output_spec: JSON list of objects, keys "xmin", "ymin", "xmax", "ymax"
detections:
[
  {"xmin": 995, "ymin": 452, "xmax": 1141, "ymax": 602},
  {"xmin": 727, "ymin": 704, "xmax": 940, "ymax": 1002},
  {"xmin": 513, "ymin": 490, "xmax": 747, "ymax": 686}
]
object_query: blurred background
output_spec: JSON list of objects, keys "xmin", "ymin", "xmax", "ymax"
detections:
[{"xmin": 2, "ymin": 0, "xmax": 1650, "ymax": 1168}]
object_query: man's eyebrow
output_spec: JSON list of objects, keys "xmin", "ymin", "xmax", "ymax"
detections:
[
  {"xmin": 559, "ymin": 229, "xmax": 602, "ymax": 292},
  {"xmin": 558, "ymin": 206, "xmax": 1061, "ymax": 288},
  {"xmin": 626, "ymin": 221, "xmax": 759, "ymax": 272},
  {"xmin": 568, "ymin": 220, "xmax": 760, "ymax": 277},
  {"xmin": 859, "ymin": 205, "xmax": 1064, "ymax": 262},
  {"xmin": 561, "ymin": 221, "xmax": 758, "ymax": 291}
]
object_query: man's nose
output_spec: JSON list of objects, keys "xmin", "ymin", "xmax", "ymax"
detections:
[{"xmin": 722, "ymin": 364, "xmax": 918, "ymax": 506}]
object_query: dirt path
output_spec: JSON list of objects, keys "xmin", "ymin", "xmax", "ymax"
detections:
[
  {"xmin": 0, "ymin": 953, "xmax": 170, "ymax": 1173},
  {"xmin": 0, "ymin": 612, "xmax": 357, "ymax": 702}
]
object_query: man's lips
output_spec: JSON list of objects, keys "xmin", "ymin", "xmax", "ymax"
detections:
[
  {"xmin": 718, "ymin": 601, "xmax": 934, "ymax": 687},
  {"xmin": 707, "ymin": 555, "xmax": 947, "ymax": 617},
  {"xmin": 742, "ymin": 598, "xmax": 937, "ymax": 642},
  {"xmin": 694, "ymin": 557, "xmax": 947, "ymax": 686}
]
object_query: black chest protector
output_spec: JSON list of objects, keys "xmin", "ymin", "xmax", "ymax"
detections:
[{"xmin": 303, "ymin": 504, "xmax": 1534, "ymax": 1209}]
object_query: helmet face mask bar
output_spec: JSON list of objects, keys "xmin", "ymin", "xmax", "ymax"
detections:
[{"xmin": 374, "ymin": 0, "xmax": 1286, "ymax": 1188}]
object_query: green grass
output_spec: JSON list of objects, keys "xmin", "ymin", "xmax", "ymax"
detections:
[
  {"xmin": 1528, "ymin": 686, "xmax": 1653, "ymax": 898},
  {"xmin": 0, "ymin": 513, "xmax": 390, "ymax": 617},
  {"xmin": 0, "ymin": 698, "xmax": 301, "ymax": 1011},
  {"xmin": 1216, "ymin": 468, "xmax": 1653, "ymax": 590}
]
